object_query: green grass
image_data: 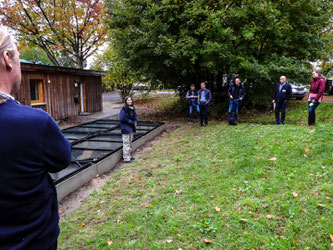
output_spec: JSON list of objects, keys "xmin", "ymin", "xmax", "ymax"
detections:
[{"xmin": 59, "ymin": 103, "xmax": 333, "ymax": 249}]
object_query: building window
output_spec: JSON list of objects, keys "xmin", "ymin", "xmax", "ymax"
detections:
[{"xmin": 30, "ymin": 80, "xmax": 44, "ymax": 103}]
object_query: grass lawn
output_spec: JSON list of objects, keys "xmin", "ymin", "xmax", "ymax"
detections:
[{"xmin": 59, "ymin": 102, "xmax": 333, "ymax": 249}]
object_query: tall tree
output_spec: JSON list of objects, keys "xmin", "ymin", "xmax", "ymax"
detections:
[
  {"xmin": 106, "ymin": 0, "xmax": 332, "ymax": 108},
  {"xmin": 0, "ymin": 0, "xmax": 107, "ymax": 68},
  {"xmin": 92, "ymin": 44, "xmax": 139, "ymax": 100}
]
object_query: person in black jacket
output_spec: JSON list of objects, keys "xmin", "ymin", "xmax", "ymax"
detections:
[
  {"xmin": 198, "ymin": 82, "xmax": 212, "ymax": 126},
  {"xmin": 0, "ymin": 29, "xmax": 72, "ymax": 250},
  {"xmin": 272, "ymin": 76, "xmax": 292, "ymax": 125},
  {"xmin": 227, "ymin": 78, "xmax": 245, "ymax": 125},
  {"xmin": 186, "ymin": 84, "xmax": 200, "ymax": 123},
  {"xmin": 120, "ymin": 96, "xmax": 138, "ymax": 163}
]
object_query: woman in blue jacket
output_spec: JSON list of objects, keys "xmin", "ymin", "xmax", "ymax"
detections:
[{"xmin": 120, "ymin": 96, "xmax": 138, "ymax": 163}]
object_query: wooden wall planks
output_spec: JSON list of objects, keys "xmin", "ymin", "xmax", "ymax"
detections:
[{"xmin": 15, "ymin": 65, "xmax": 103, "ymax": 121}]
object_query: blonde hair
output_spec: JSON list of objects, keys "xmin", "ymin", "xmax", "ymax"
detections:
[{"xmin": 0, "ymin": 29, "xmax": 16, "ymax": 62}]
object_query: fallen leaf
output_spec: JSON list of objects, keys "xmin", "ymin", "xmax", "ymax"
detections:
[
  {"xmin": 330, "ymin": 234, "xmax": 333, "ymax": 242},
  {"xmin": 266, "ymin": 214, "xmax": 273, "ymax": 219},
  {"xmin": 176, "ymin": 190, "xmax": 183, "ymax": 194},
  {"xmin": 80, "ymin": 222, "xmax": 86, "ymax": 227},
  {"xmin": 262, "ymin": 174, "xmax": 268, "ymax": 178},
  {"xmin": 58, "ymin": 209, "xmax": 63, "ymax": 214},
  {"xmin": 215, "ymin": 207, "xmax": 221, "ymax": 212},
  {"xmin": 203, "ymin": 239, "xmax": 213, "ymax": 244},
  {"xmin": 304, "ymin": 148, "xmax": 309, "ymax": 153},
  {"xmin": 275, "ymin": 216, "xmax": 282, "ymax": 220},
  {"xmin": 171, "ymin": 207, "xmax": 175, "ymax": 210},
  {"xmin": 254, "ymin": 216, "xmax": 263, "ymax": 221},
  {"xmin": 262, "ymin": 204, "xmax": 269, "ymax": 208},
  {"xmin": 166, "ymin": 239, "xmax": 173, "ymax": 243},
  {"xmin": 269, "ymin": 157, "xmax": 277, "ymax": 161},
  {"xmin": 214, "ymin": 169, "xmax": 220, "ymax": 172},
  {"xmin": 293, "ymin": 192, "xmax": 298, "ymax": 197},
  {"xmin": 196, "ymin": 157, "xmax": 201, "ymax": 161},
  {"xmin": 206, "ymin": 213, "xmax": 210, "ymax": 217},
  {"xmin": 100, "ymin": 200, "xmax": 106, "ymax": 204},
  {"xmin": 107, "ymin": 240, "xmax": 113, "ymax": 246}
]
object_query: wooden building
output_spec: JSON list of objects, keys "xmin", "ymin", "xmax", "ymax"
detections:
[{"xmin": 16, "ymin": 62, "xmax": 105, "ymax": 121}]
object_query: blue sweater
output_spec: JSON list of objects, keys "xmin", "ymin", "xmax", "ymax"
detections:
[
  {"xmin": 0, "ymin": 99, "xmax": 71, "ymax": 250},
  {"xmin": 119, "ymin": 105, "xmax": 138, "ymax": 134}
]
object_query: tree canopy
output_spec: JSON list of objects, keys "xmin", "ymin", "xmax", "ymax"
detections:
[
  {"xmin": 106, "ymin": 0, "xmax": 332, "ymax": 108},
  {"xmin": 0, "ymin": 0, "xmax": 107, "ymax": 69}
]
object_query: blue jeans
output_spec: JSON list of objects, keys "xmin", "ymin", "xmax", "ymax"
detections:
[
  {"xmin": 308, "ymin": 101, "xmax": 320, "ymax": 125},
  {"xmin": 189, "ymin": 103, "xmax": 200, "ymax": 122},
  {"xmin": 228, "ymin": 100, "xmax": 239, "ymax": 122}
]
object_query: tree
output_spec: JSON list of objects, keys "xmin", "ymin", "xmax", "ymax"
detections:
[
  {"xmin": 106, "ymin": 0, "xmax": 332, "ymax": 108},
  {"xmin": 19, "ymin": 46, "xmax": 53, "ymax": 65},
  {"xmin": 91, "ymin": 44, "xmax": 139, "ymax": 101},
  {"xmin": 0, "ymin": 0, "xmax": 107, "ymax": 69}
]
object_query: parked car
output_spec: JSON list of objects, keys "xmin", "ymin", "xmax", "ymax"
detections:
[
  {"xmin": 132, "ymin": 82, "xmax": 150, "ymax": 90},
  {"xmin": 325, "ymin": 79, "xmax": 333, "ymax": 95},
  {"xmin": 290, "ymin": 83, "xmax": 307, "ymax": 100}
]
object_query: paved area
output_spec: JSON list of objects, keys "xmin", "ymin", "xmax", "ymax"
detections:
[{"xmin": 102, "ymin": 90, "xmax": 176, "ymax": 103}]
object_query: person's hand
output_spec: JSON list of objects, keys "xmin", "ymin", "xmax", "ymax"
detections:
[
  {"xmin": 312, "ymin": 99, "xmax": 316, "ymax": 103},
  {"xmin": 230, "ymin": 95, "xmax": 233, "ymax": 99},
  {"xmin": 135, "ymin": 123, "xmax": 137, "ymax": 127},
  {"xmin": 272, "ymin": 100, "xmax": 275, "ymax": 103},
  {"xmin": 239, "ymin": 98, "xmax": 243, "ymax": 101}
]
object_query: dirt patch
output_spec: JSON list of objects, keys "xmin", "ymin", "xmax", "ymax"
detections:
[
  {"xmin": 58, "ymin": 123, "xmax": 180, "ymax": 220},
  {"xmin": 323, "ymin": 94, "xmax": 333, "ymax": 103}
]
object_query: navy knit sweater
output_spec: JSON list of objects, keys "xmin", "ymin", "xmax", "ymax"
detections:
[{"xmin": 0, "ymin": 99, "xmax": 71, "ymax": 249}]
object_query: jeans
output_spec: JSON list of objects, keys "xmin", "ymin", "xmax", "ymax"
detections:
[
  {"xmin": 199, "ymin": 104, "xmax": 208, "ymax": 126},
  {"xmin": 228, "ymin": 99, "xmax": 239, "ymax": 122},
  {"xmin": 189, "ymin": 103, "xmax": 200, "ymax": 122},
  {"xmin": 275, "ymin": 101, "xmax": 288, "ymax": 124},
  {"xmin": 122, "ymin": 133, "xmax": 133, "ymax": 161},
  {"xmin": 308, "ymin": 101, "xmax": 320, "ymax": 125}
]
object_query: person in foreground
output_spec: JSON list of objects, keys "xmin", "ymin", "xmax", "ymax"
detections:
[
  {"xmin": 120, "ymin": 96, "xmax": 138, "ymax": 163},
  {"xmin": 0, "ymin": 29, "xmax": 72, "ymax": 250},
  {"xmin": 272, "ymin": 76, "xmax": 292, "ymax": 125},
  {"xmin": 308, "ymin": 70, "xmax": 325, "ymax": 126},
  {"xmin": 186, "ymin": 84, "xmax": 200, "ymax": 123},
  {"xmin": 227, "ymin": 77, "xmax": 245, "ymax": 125},
  {"xmin": 198, "ymin": 82, "xmax": 212, "ymax": 127}
]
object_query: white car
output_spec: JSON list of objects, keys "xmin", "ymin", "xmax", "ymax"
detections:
[{"xmin": 290, "ymin": 83, "xmax": 307, "ymax": 100}]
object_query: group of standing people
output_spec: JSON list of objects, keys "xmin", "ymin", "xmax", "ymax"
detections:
[
  {"xmin": 186, "ymin": 71, "xmax": 326, "ymax": 127},
  {"xmin": 0, "ymin": 28, "xmax": 328, "ymax": 250},
  {"xmin": 186, "ymin": 78, "xmax": 245, "ymax": 126}
]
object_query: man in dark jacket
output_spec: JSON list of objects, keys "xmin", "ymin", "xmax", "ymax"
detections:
[
  {"xmin": 0, "ymin": 30, "xmax": 72, "ymax": 250},
  {"xmin": 186, "ymin": 84, "xmax": 200, "ymax": 123},
  {"xmin": 227, "ymin": 78, "xmax": 245, "ymax": 125},
  {"xmin": 272, "ymin": 76, "xmax": 292, "ymax": 125},
  {"xmin": 198, "ymin": 82, "xmax": 212, "ymax": 126}
]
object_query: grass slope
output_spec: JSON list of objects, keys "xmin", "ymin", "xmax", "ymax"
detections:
[{"xmin": 59, "ymin": 103, "xmax": 333, "ymax": 249}]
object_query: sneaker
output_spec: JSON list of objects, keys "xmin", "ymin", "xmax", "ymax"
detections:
[{"xmin": 123, "ymin": 159, "xmax": 133, "ymax": 163}]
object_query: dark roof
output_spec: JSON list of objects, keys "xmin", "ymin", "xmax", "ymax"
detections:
[{"xmin": 20, "ymin": 62, "xmax": 106, "ymax": 77}]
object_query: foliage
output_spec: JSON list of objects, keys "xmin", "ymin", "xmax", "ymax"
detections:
[
  {"xmin": 0, "ymin": 0, "xmax": 107, "ymax": 69},
  {"xmin": 321, "ymin": 17, "xmax": 333, "ymax": 77},
  {"xmin": 19, "ymin": 46, "xmax": 53, "ymax": 65},
  {"xmin": 105, "ymin": 0, "xmax": 332, "ymax": 109},
  {"xmin": 59, "ymin": 103, "xmax": 333, "ymax": 249},
  {"xmin": 92, "ymin": 44, "xmax": 140, "ymax": 101}
]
